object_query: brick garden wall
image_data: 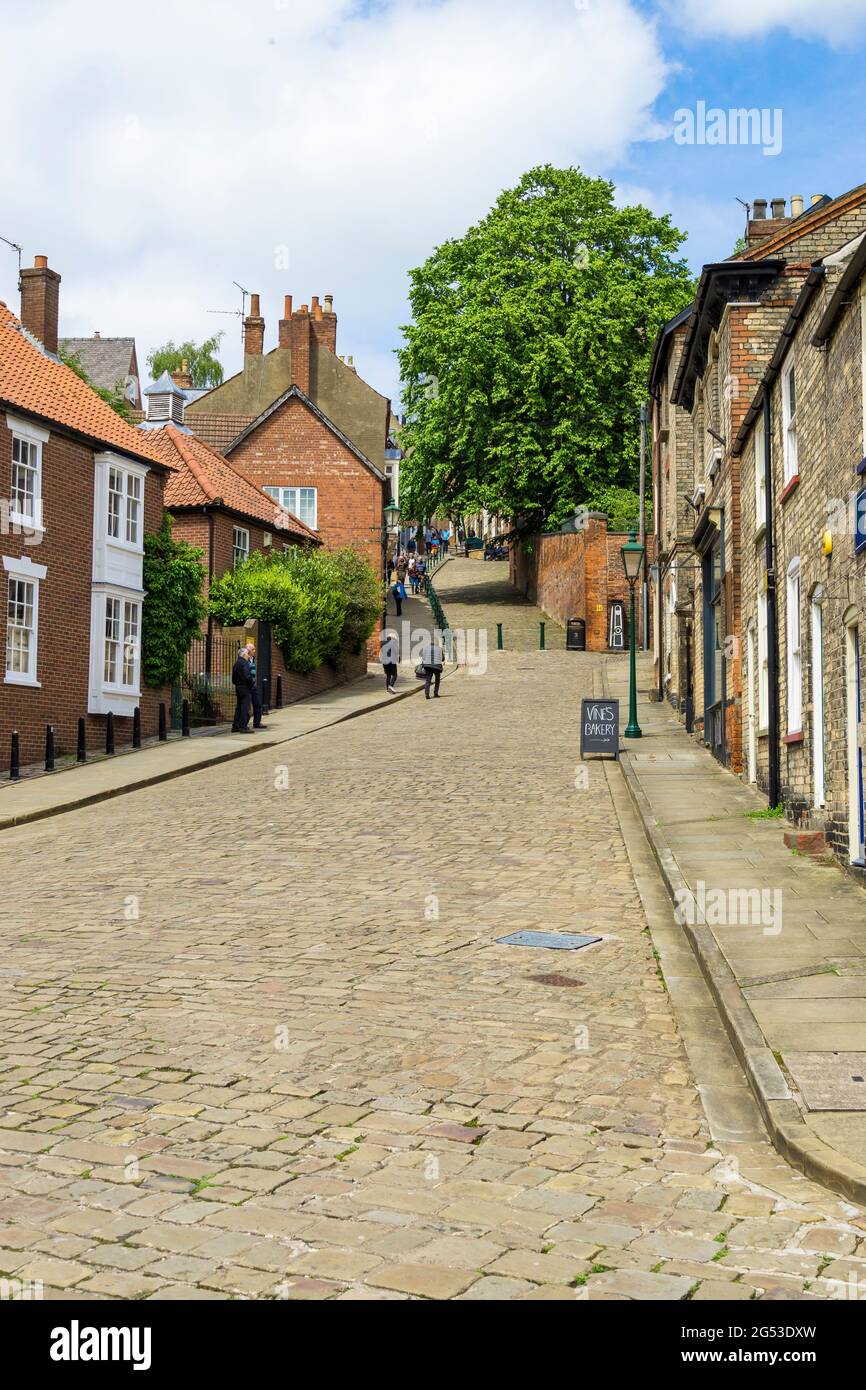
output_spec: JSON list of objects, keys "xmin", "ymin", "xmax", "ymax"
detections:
[{"xmin": 511, "ymin": 516, "xmax": 654, "ymax": 651}]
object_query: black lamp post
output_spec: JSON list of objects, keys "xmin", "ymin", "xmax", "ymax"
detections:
[{"xmin": 621, "ymin": 529, "xmax": 646, "ymax": 739}]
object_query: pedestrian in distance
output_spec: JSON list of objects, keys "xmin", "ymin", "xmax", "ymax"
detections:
[
  {"xmin": 380, "ymin": 628, "xmax": 399, "ymax": 693},
  {"xmin": 246, "ymin": 642, "xmax": 267, "ymax": 729},
  {"xmin": 391, "ymin": 576, "xmax": 405, "ymax": 616},
  {"xmin": 420, "ymin": 634, "xmax": 444, "ymax": 699},
  {"xmin": 407, "ymin": 554, "xmax": 419, "ymax": 594},
  {"xmin": 231, "ymin": 644, "xmax": 255, "ymax": 732},
  {"xmin": 396, "ymin": 553, "xmax": 409, "ymax": 583}
]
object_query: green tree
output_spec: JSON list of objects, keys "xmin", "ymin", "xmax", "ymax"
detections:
[
  {"xmin": 147, "ymin": 332, "xmax": 225, "ymax": 388},
  {"xmin": 398, "ymin": 165, "xmax": 693, "ymax": 534},
  {"xmin": 142, "ymin": 515, "xmax": 207, "ymax": 686},
  {"xmin": 208, "ymin": 547, "xmax": 380, "ymax": 675},
  {"xmin": 60, "ymin": 348, "xmax": 136, "ymax": 423}
]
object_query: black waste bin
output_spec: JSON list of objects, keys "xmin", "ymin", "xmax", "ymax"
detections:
[{"xmin": 566, "ymin": 618, "xmax": 586, "ymax": 651}]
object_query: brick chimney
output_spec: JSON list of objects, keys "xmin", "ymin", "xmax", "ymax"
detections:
[
  {"xmin": 170, "ymin": 357, "xmax": 193, "ymax": 389},
  {"xmin": 243, "ymin": 293, "xmax": 264, "ymax": 356},
  {"xmin": 290, "ymin": 303, "xmax": 311, "ymax": 393},
  {"xmin": 746, "ymin": 197, "xmax": 791, "ymax": 250},
  {"xmin": 20, "ymin": 254, "xmax": 61, "ymax": 354},
  {"xmin": 278, "ymin": 295, "xmax": 293, "ymax": 350},
  {"xmin": 312, "ymin": 291, "xmax": 337, "ymax": 354}
]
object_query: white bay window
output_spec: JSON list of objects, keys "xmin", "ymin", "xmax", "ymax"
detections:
[{"xmin": 89, "ymin": 452, "xmax": 149, "ymax": 715}]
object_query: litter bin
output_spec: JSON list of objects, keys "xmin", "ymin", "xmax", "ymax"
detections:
[{"xmin": 566, "ymin": 618, "xmax": 585, "ymax": 651}]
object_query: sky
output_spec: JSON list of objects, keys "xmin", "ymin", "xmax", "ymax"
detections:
[{"xmin": 1, "ymin": 0, "xmax": 865, "ymax": 414}]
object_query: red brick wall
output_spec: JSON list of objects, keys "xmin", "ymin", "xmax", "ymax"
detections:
[
  {"xmin": 511, "ymin": 518, "xmax": 655, "ymax": 650},
  {"xmin": 0, "ymin": 418, "xmax": 169, "ymax": 771}
]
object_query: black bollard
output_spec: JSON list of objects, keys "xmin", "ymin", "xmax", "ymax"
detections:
[
  {"xmin": 262, "ymin": 676, "xmax": 270, "ymax": 716},
  {"xmin": 182, "ymin": 699, "xmax": 190, "ymax": 737},
  {"xmin": 10, "ymin": 731, "xmax": 19, "ymax": 781},
  {"xmin": 158, "ymin": 702, "xmax": 167, "ymax": 741},
  {"xmin": 106, "ymin": 711, "xmax": 115, "ymax": 755},
  {"xmin": 132, "ymin": 707, "xmax": 141, "ymax": 749},
  {"xmin": 45, "ymin": 724, "xmax": 55, "ymax": 773},
  {"xmin": 275, "ymin": 675, "xmax": 283, "ymax": 709},
  {"xmin": 77, "ymin": 717, "xmax": 86, "ymax": 763}
]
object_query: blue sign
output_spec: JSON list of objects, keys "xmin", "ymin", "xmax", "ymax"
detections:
[{"xmin": 856, "ymin": 487, "xmax": 866, "ymax": 555}]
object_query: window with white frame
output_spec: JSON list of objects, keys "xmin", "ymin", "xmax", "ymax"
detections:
[
  {"xmin": 103, "ymin": 595, "xmax": 141, "ymax": 689},
  {"xmin": 263, "ymin": 485, "xmax": 317, "ymax": 530},
  {"xmin": 782, "ymin": 359, "xmax": 798, "ymax": 485},
  {"xmin": 232, "ymin": 526, "xmax": 250, "ymax": 568},
  {"xmin": 107, "ymin": 465, "xmax": 142, "ymax": 546},
  {"xmin": 11, "ymin": 435, "xmax": 41, "ymax": 527},
  {"xmin": 754, "ymin": 425, "xmax": 767, "ymax": 531},
  {"xmin": 757, "ymin": 586, "xmax": 769, "ymax": 729},
  {"xmin": 4, "ymin": 555, "xmax": 46, "ymax": 685},
  {"xmin": 786, "ymin": 559, "xmax": 802, "ymax": 732}
]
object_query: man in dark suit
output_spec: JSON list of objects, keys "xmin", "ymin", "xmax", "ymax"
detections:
[{"xmin": 231, "ymin": 645, "xmax": 255, "ymax": 732}]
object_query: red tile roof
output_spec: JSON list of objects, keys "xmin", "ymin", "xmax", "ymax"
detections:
[
  {"xmin": 0, "ymin": 302, "xmax": 167, "ymax": 468},
  {"xmin": 147, "ymin": 425, "xmax": 319, "ymax": 542}
]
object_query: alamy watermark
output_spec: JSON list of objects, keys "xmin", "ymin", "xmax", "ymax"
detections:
[
  {"xmin": 674, "ymin": 102, "xmax": 783, "ymax": 158},
  {"xmin": 674, "ymin": 879, "xmax": 782, "ymax": 936}
]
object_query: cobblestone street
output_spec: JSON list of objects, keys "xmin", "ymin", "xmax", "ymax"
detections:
[{"xmin": 1, "ymin": 561, "xmax": 865, "ymax": 1301}]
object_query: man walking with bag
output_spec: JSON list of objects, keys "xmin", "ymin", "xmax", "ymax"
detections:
[{"xmin": 419, "ymin": 634, "xmax": 444, "ymax": 700}]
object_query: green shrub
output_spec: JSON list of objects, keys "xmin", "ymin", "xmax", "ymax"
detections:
[
  {"xmin": 142, "ymin": 515, "xmax": 207, "ymax": 687},
  {"xmin": 208, "ymin": 546, "xmax": 381, "ymax": 675}
]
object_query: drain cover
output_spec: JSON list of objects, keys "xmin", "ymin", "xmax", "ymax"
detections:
[{"xmin": 496, "ymin": 930, "xmax": 602, "ymax": 950}]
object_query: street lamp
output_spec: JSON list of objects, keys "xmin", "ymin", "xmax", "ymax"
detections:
[{"xmin": 621, "ymin": 529, "xmax": 645, "ymax": 739}]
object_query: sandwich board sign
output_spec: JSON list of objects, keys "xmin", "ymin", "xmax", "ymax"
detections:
[{"xmin": 580, "ymin": 698, "xmax": 619, "ymax": 759}]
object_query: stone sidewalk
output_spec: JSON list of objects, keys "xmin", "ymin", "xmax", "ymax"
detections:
[
  {"xmin": 608, "ymin": 655, "xmax": 866, "ymax": 1205},
  {"xmin": 433, "ymin": 556, "xmax": 566, "ymax": 652}
]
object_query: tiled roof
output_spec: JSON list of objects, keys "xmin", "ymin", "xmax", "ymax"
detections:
[
  {"xmin": 185, "ymin": 413, "xmax": 255, "ymax": 454},
  {"xmin": 58, "ymin": 335, "xmax": 136, "ymax": 393},
  {"xmin": 147, "ymin": 425, "xmax": 318, "ymax": 542},
  {"xmin": 0, "ymin": 304, "xmax": 166, "ymax": 467}
]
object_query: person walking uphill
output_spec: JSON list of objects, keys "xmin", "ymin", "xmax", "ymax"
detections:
[
  {"xmin": 231, "ymin": 645, "xmax": 255, "ymax": 732},
  {"xmin": 420, "ymin": 635, "xmax": 444, "ymax": 700},
  {"xmin": 380, "ymin": 628, "xmax": 399, "ymax": 694}
]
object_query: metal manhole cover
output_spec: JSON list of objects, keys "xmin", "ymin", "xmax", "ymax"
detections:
[
  {"xmin": 783, "ymin": 1052, "xmax": 866, "ymax": 1111},
  {"xmin": 496, "ymin": 931, "xmax": 602, "ymax": 950},
  {"xmin": 528, "ymin": 973, "xmax": 583, "ymax": 987}
]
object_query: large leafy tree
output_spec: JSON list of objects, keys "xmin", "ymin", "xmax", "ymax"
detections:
[
  {"xmin": 147, "ymin": 332, "xmax": 225, "ymax": 387},
  {"xmin": 398, "ymin": 165, "xmax": 693, "ymax": 533}
]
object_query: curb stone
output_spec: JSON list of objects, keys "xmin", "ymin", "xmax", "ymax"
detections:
[{"xmin": 611, "ymin": 688, "xmax": 866, "ymax": 1207}]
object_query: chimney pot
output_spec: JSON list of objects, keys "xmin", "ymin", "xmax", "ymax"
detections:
[
  {"xmin": 250, "ymin": 293, "xmax": 260, "ymax": 317},
  {"xmin": 753, "ymin": 199, "xmax": 767, "ymax": 219},
  {"xmin": 770, "ymin": 197, "xmax": 786, "ymax": 219},
  {"xmin": 324, "ymin": 294, "xmax": 334, "ymax": 314},
  {"xmin": 790, "ymin": 194, "xmax": 804, "ymax": 218},
  {"xmin": 283, "ymin": 294, "xmax": 292, "ymax": 318},
  {"xmin": 34, "ymin": 254, "xmax": 48, "ymax": 270},
  {"xmin": 244, "ymin": 293, "xmax": 265, "ymax": 356},
  {"xmin": 300, "ymin": 304, "xmax": 308, "ymax": 315}
]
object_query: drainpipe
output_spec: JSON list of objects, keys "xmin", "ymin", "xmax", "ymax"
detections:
[
  {"xmin": 652, "ymin": 392, "xmax": 664, "ymax": 701},
  {"xmin": 639, "ymin": 402, "xmax": 648, "ymax": 648},
  {"xmin": 763, "ymin": 394, "xmax": 780, "ymax": 808},
  {"xmin": 204, "ymin": 505, "xmax": 216, "ymax": 681}
]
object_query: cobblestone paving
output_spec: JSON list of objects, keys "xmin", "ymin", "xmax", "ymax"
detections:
[{"xmin": 1, "ymin": 571, "xmax": 865, "ymax": 1299}]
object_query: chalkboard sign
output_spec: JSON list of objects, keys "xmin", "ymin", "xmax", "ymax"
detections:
[{"xmin": 580, "ymin": 698, "xmax": 619, "ymax": 759}]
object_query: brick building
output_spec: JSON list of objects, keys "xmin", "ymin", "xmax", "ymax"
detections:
[
  {"xmin": 183, "ymin": 294, "xmax": 390, "ymax": 583},
  {"xmin": 141, "ymin": 423, "xmax": 363, "ymax": 712},
  {"xmin": 0, "ymin": 257, "xmax": 171, "ymax": 771},
  {"xmin": 649, "ymin": 184, "xmax": 866, "ymax": 781},
  {"xmin": 735, "ymin": 237, "xmax": 866, "ymax": 876}
]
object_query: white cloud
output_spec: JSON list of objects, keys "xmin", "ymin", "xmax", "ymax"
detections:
[
  {"xmin": 664, "ymin": 0, "xmax": 866, "ymax": 45},
  {"xmin": 0, "ymin": 0, "xmax": 671, "ymax": 407}
]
